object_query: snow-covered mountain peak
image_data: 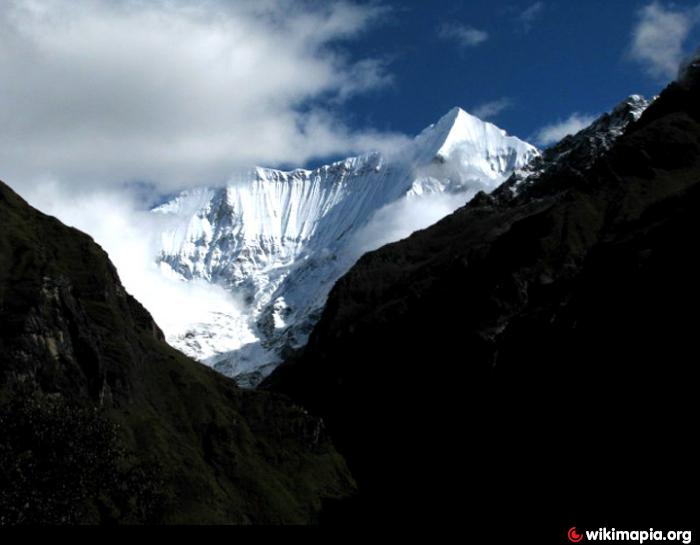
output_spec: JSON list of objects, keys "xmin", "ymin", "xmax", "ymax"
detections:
[
  {"xmin": 152, "ymin": 108, "xmax": 538, "ymax": 385},
  {"xmin": 410, "ymin": 107, "xmax": 538, "ymax": 179},
  {"xmin": 612, "ymin": 95, "xmax": 650, "ymax": 123}
]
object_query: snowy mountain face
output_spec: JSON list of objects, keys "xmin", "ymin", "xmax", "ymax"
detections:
[{"xmin": 153, "ymin": 107, "xmax": 539, "ymax": 386}]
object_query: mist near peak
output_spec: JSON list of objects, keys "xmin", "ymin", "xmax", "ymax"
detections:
[{"xmin": 20, "ymin": 182, "xmax": 245, "ymax": 340}]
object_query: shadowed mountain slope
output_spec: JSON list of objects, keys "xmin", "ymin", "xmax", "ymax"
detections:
[
  {"xmin": 0, "ymin": 181, "xmax": 354, "ymax": 524},
  {"xmin": 264, "ymin": 65, "xmax": 700, "ymax": 529}
]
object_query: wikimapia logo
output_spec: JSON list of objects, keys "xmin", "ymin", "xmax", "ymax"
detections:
[{"xmin": 566, "ymin": 527, "xmax": 692, "ymax": 544}]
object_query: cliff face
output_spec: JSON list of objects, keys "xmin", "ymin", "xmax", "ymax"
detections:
[
  {"xmin": 265, "ymin": 69, "xmax": 700, "ymax": 526},
  {"xmin": 0, "ymin": 181, "xmax": 355, "ymax": 524}
]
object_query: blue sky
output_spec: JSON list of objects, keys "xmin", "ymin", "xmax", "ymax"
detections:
[
  {"xmin": 336, "ymin": 0, "xmax": 700, "ymax": 146},
  {"xmin": 2, "ymin": 0, "xmax": 700, "ymax": 193},
  {"xmin": 3, "ymin": 0, "xmax": 699, "ymax": 337}
]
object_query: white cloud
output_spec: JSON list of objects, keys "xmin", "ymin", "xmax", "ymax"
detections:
[
  {"xmin": 532, "ymin": 113, "xmax": 597, "ymax": 146},
  {"xmin": 0, "ymin": 0, "xmax": 414, "ymax": 354},
  {"xmin": 518, "ymin": 2, "xmax": 545, "ymax": 32},
  {"xmin": 472, "ymin": 98, "xmax": 514, "ymax": 120},
  {"xmin": 349, "ymin": 191, "xmax": 473, "ymax": 257},
  {"xmin": 0, "ymin": 0, "xmax": 407, "ymax": 194},
  {"xmin": 438, "ymin": 23, "xmax": 489, "ymax": 48},
  {"xmin": 349, "ymin": 151, "xmax": 497, "ymax": 256},
  {"xmin": 630, "ymin": 2, "xmax": 700, "ymax": 80},
  {"xmin": 21, "ymin": 180, "xmax": 248, "ymax": 339}
]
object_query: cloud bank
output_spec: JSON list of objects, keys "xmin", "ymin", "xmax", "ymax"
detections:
[
  {"xmin": 349, "ymin": 191, "xmax": 473, "ymax": 257},
  {"xmin": 0, "ymin": 0, "xmax": 407, "ymax": 194},
  {"xmin": 630, "ymin": 2, "xmax": 700, "ymax": 80},
  {"xmin": 532, "ymin": 113, "xmax": 597, "ymax": 146},
  {"xmin": 517, "ymin": 2, "xmax": 545, "ymax": 33},
  {"xmin": 22, "ymin": 180, "xmax": 246, "ymax": 339},
  {"xmin": 472, "ymin": 98, "xmax": 514, "ymax": 120},
  {"xmin": 438, "ymin": 22, "xmax": 489, "ymax": 48}
]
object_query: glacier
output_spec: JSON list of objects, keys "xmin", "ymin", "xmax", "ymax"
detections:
[{"xmin": 152, "ymin": 107, "xmax": 539, "ymax": 386}]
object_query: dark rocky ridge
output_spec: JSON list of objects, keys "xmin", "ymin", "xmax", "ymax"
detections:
[
  {"xmin": 493, "ymin": 94, "xmax": 650, "ymax": 204},
  {"xmin": 264, "ymin": 66, "xmax": 700, "ymax": 529},
  {"xmin": 0, "ymin": 181, "xmax": 355, "ymax": 524}
]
